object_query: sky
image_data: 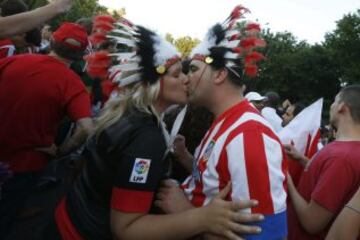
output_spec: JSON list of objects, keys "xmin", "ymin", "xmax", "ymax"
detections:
[{"xmin": 98, "ymin": 0, "xmax": 359, "ymax": 44}]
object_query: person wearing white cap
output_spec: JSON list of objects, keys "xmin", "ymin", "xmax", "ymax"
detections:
[{"xmin": 245, "ymin": 91, "xmax": 267, "ymax": 111}]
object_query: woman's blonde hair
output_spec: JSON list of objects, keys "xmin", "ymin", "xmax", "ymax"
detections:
[{"xmin": 94, "ymin": 80, "xmax": 161, "ymax": 137}]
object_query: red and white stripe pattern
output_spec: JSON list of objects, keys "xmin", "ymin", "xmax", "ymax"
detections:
[{"xmin": 182, "ymin": 100, "xmax": 287, "ymax": 215}]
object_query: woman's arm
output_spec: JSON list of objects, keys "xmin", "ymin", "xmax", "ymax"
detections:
[{"xmin": 111, "ymin": 183, "xmax": 263, "ymax": 240}]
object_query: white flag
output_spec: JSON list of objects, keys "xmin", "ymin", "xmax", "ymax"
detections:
[{"xmin": 278, "ymin": 98, "xmax": 323, "ymax": 157}]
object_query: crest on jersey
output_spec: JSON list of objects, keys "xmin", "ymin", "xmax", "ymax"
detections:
[
  {"xmin": 192, "ymin": 160, "xmax": 201, "ymax": 182},
  {"xmin": 203, "ymin": 140, "xmax": 216, "ymax": 161},
  {"xmin": 130, "ymin": 158, "xmax": 151, "ymax": 184}
]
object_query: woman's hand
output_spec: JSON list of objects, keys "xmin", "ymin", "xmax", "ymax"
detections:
[{"xmin": 199, "ymin": 183, "xmax": 263, "ymax": 240}]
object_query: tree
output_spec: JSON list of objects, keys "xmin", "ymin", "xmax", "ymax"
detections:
[
  {"xmin": 25, "ymin": 0, "xmax": 108, "ymax": 28},
  {"xmin": 324, "ymin": 10, "xmax": 360, "ymax": 86},
  {"xmin": 165, "ymin": 33, "xmax": 200, "ymax": 59},
  {"xmin": 247, "ymin": 29, "xmax": 340, "ymax": 117},
  {"xmin": 110, "ymin": 7, "xmax": 126, "ymax": 20}
]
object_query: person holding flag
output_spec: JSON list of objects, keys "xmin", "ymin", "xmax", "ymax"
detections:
[
  {"xmin": 287, "ymin": 85, "xmax": 360, "ymax": 239},
  {"xmin": 279, "ymin": 99, "xmax": 323, "ymax": 185}
]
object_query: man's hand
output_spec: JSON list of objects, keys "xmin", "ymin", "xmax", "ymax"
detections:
[
  {"xmin": 35, "ymin": 143, "xmax": 58, "ymax": 157},
  {"xmin": 155, "ymin": 179, "xmax": 193, "ymax": 214},
  {"xmin": 173, "ymin": 135, "xmax": 194, "ymax": 173},
  {"xmin": 284, "ymin": 144, "xmax": 309, "ymax": 167}
]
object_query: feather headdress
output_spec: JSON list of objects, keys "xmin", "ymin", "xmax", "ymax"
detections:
[
  {"xmin": 86, "ymin": 15, "xmax": 181, "ymax": 87},
  {"xmin": 190, "ymin": 5, "xmax": 266, "ymax": 78}
]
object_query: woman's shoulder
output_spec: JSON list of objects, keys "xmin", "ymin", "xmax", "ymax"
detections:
[{"xmin": 96, "ymin": 110, "xmax": 162, "ymax": 153}]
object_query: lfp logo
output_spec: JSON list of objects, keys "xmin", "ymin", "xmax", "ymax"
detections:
[
  {"xmin": 135, "ymin": 160, "xmax": 150, "ymax": 174},
  {"xmin": 130, "ymin": 158, "xmax": 151, "ymax": 184}
]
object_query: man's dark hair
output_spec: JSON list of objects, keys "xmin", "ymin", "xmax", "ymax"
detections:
[
  {"xmin": 226, "ymin": 65, "xmax": 244, "ymax": 87},
  {"xmin": 265, "ymin": 91, "xmax": 280, "ymax": 108},
  {"xmin": 182, "ymin": 59, "xmax": 190, "ymax": 75},
  {"xmin": 339, "ymin": 84, "xmax": 360, "ymax": 123},
  {"xmin": 50, "ymin": 40, "xmax": 85, "ymax": 61},
  {"xmin": 293, "ymin": 102, "xmax": 306, "ymax": 117},
  {"xmin": 0, "ymin": 0, "xmax": 28, "ymax": 16}
]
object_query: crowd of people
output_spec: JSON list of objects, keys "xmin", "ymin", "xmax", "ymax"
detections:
[{"xmin": 0, "ymin": 0, "xmax": 359, "ymax": 239}]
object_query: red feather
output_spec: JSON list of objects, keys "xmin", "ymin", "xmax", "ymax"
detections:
[
  {"xmin": 244, "ymin": 64, "xmax": 258, "ymax": 78},
  {"xmin": 245, "ymin": 51, "xmax": 265, "ymax": 64},
  {"xmin": 240, "ymin": 38, "xmax": 267, "ymax": 49},
  {"xmin": 240, "ymin": 38, "xmax": 256, "ymax": 48},
  {"xmin": 230, "ymin": 5, "xmax": 250, "ymax": 21},
  {"xmin": 89, "ymin": 32, "xmax": 107, "ymax": 45},
  {"xmin": 229, "ymin": 33, "xmax": 240, "ymax": 41},
  {"xmin": 85, "ymin": 51, "xmax": 111, "ymax": 78},
  {"xmin": 93, "ymin": 21, "xmax": 114, "ymax": 32},
  {"xmin": 94, "ymin": 15, "xmax": 116, "ymax": 24},
  {"xmin": 246, "ymin": 23, "xmax": 261, "ymax": 32},
  {"xmin": 232, "ymin": 47, "xmax": 243, "ymax": 54}
]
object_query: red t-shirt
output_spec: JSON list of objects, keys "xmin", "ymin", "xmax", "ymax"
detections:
[
  {"xmin": 0, "ymin": 54, "xmax": 91, "ymax": 172},
  {"xmin": 0, "ymin": 39, "xmax": 15, "ymax": 59},
  {"xmin": 288, "ymin": 141, "xmax": 360, "ymax": 240}
]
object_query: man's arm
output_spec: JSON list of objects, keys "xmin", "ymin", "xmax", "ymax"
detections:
[
  {"xmin": 57, "ymin": 117, "xmax": 93, "ymax": 155},
  {"xmin": 0, "ymin": 0, "xmax": 72, "ymax": 38},
  {"xmin": 287, "ymin": 174, "xmax": 334, "ymax": 234},
  {"xmin": 326, "ymin": 186, "xmax": 360, "ymax": 240},
  {"xmin": 173, "ymin": 135, "xmax": 194, "ymax": 173}
]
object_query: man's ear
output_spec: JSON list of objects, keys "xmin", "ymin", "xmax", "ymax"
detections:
[
  {"xmin": 338, "ymin": 102, "xmax": 348, "ymax": 114},
  {"xmin": 213, "ymin": 68, "xmax": 228, "ymax": 85}
]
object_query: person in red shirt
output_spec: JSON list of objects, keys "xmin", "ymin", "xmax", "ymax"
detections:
[
  {"xmin": 0, "ymin": 22, "xmax": 93, "ymax": 238},
  {"xmin": 287, "ymin": 84, "xmax": 360, "ymax": 240}
]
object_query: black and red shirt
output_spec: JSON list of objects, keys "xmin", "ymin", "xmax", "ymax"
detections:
[{"xmin": 55, "ymin": 110, "xmax": 168, "ymax": 240}]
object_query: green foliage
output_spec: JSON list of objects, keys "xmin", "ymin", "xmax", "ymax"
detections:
[
  {"xmin": 165, "ymin": 33, "xmax": 200, "ymax": 59},
  {"xmin": 324, "ymin": 10, "xmax": 360, "ymax": 86},
  {"xmin": 240, "ymin": 29, "xmax": 341, "ymax": 119},
  {"xmin": 52, "ymin": 0, "xmax": 107, "ymax": 28},
  {"xmin": 254, "ymin": 31, "xmax": 340, "ymax": 106}
]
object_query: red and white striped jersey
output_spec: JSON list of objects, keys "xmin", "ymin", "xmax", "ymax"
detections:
[{"xmin": 182, "ymin": 100, "xmax": 287, "ymax": 215}]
